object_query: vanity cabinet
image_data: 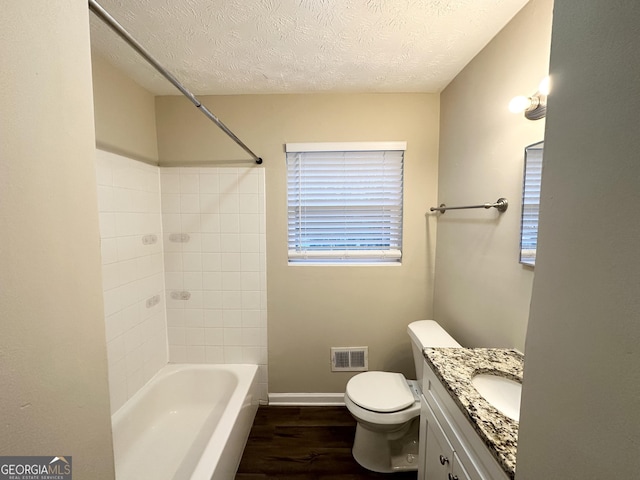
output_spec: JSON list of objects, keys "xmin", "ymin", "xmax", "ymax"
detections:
[
  {"xmin": 422, "ymin": 396, "xmax": 471, "ymax": 480},
  {"xmin": 418, "ymin": 359, "xmax": 510, "ymax": 480}
]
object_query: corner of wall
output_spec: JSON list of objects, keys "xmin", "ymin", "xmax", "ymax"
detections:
[{"xmin": 91, "ymin": 53, "xmax": 160, "ymax": 165}]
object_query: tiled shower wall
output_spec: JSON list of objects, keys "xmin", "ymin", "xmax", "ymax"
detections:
[
  {"xmin": 95, "ymin": 150, "xmax": 268, "ymax": 410},
  {"xmin": 95, "ymin": 150, "xmax": 168, "ymax": 413},
  {"xmin": 160, "ymin": 167, "xmax": 267, "ymax": 400}
]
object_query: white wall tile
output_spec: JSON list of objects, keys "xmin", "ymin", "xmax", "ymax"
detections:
[
  {"xmin": 239, "ymin": 194, "xmax": 259, "ymax": 214},
  {"xmin": 241, "ymin": 272, "xmax": 260, "ymax": 291},
  {"xmin": 200, "ymin": 213, "xmax": 220, "ymax": 233},
  {"xmin": 241, "ymin": 253, "xmax": 260, "ymax": 272},
  {"xmin": 240, "ymin": 214, "xmax": 260, "ymax": 233},
  {"xmin": 181, "ymin": 233, "xmax": 202, "ymax": 253},
  {"xmin": 99, "ymin": 213, "xmax": 116, "ymax": 238},
  {"xmin": 183, "ymin": 272, "xmax": 203, "ymax": 290},
  {"xmin": 222, "ymin": 272, "xmax": 242, "ymax": 291},
  {"xmin": 223, "ymin": 309, "xmax": 243, "ymax": 328},
  {"xmin": 219, "ymin": 194, "xmax": 239, "ymax": 214},
  {"xmin": 221, "ymin": 253, "xmax": 241, "ymax": 272},
  {"xmin": 168, "ymin": 326, "xmax": 185, "ymax": 345},
  {"xmin": 166, "ymin": 309, "xmax": 185, "ymax": 327},
  {"xmin": 202, "ymin": 272, "xmax": 222, "ymax": 290},
  {"xmin": 220, "ymin": 234, "xmax": 241, "ymax": 252},
  {"xmin": 185, "ymin": 290, "xmax": 203, "ymax": 309},
  {"xmin": 102, "ymin": 263, "xmax": 120, "ymax": 291},
  {"xmin": 160, "ymin": 173, "xmax": 181, "ymax": 194},
  {"xmin": 205, "ymin": 346, "xmax": 224, "ymax": 363},
  {"xmin": 205, "ymin": 328, "xmax": 224, "ymax": 345},
  {"xmin": 161, "ymin": 193, "xmax": 181, "ymax": 213},
  {"xmin": 222, "ymin": 291, "xmax": 242, "ymax": 310},
  {"xmin": 180, "ymin": 174, "xmax": 200, "ymax": 193},
  {"xmin": 204, "ymin": 309, "xmax": 223, "ymax": 328},
  {"xmin": 242, "ymin": 347, "xmax": 263, "ymax": 364},
  {"xmin": 224, "ymin": 346, "xmax": 244, "ymax": 363},
  {"xmin": 238, "ymin": 170, "xmax": 259, "ymax": 194},
  {"xmin": 241, "ymin": 310, "xmax": 261, "ymax": 328},
  {"xmin": 200, "ymin": 194, "xmax": 220, "ymax": 213},
  {"xmin": 203, "ymin": 290, "xmax": 222, "ymax": 309},
  {"xmin": 158, "ymin": 166, "xmax": 267, "ymax": 402},
  {"xmin": 199, "ymin": 175, "xmax": 219, "ymax": 194},
  {"xmin": 186, "ymin": 327, "xmax": 205, "ymax": 346},
  {"xmin": 242, "ymin": 291, "xmax": 261, "ymax": 310},
  {"xmin": 96, "ymin": 150, "xmax": 168, "ymax": 414},
  {"xmin": 202, "ymin": 253, "xmax": 221, "ymax": 272},
  {"xmin": 186, "ymin": 346, "xmax": 206, "ymax": 363},
  {"xmin": 184, "ymin": 309, "xmax": 204, "ymax": 328},
  {"xmin": 180, "ymin": 194, "xmax": 200, "ymax": 213},
  {"xmin": 181, "ymin": 214, "xmax": 201, "ymax": 232},
  {"xmin": 219, "ymin": 173, "xmax": 238, "ymax": 194},
  {"xmin": 219, "ymin": 214, "xmax": 240, "ymax": 233},
  {"xmin": 163, "ymin": 253, "xmax": 183, "ymax": 272},
  {"xmin": 162, "ymin": 214, "xmax": 182, "ymax": 233},
  {"xmin": 169, "ymin": 345, "xmax": 186, "ymax": 363}
]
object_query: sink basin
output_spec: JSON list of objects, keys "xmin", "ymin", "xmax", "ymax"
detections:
[{"xmin": 471, "ymin": 373, "xmax": 522, "ymax": 421}]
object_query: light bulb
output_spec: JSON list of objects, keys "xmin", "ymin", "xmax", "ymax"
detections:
[
  {"xmin": 509, "ymin": 95, "xmax": 532, "ymax": 113},
  {"xmin": 538, "ymin": 76, "xmax": 551, "ymax": 95}
]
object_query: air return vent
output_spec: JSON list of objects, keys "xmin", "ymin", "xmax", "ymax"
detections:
[{"xmin": 331, "ymin": 347, "xmax": 368, "ymax": 372}]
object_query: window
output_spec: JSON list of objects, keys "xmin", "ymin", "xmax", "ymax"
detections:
[
  {"xmin": 286, "ymin": 142, "xmax": 405, "ymax": 264},
  {"xmin": 520, "ymin": 141, "xmax": 543, "ymax": 266}
]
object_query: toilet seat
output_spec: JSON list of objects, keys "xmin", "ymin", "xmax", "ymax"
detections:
[{"xmin": 346, "ymin": 372, "xmax": 416, "ymax": 413}]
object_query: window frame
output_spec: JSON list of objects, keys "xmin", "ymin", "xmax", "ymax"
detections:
[
  {"xmin": 286, "ymin": 142, "xmax": 406, "ymax": 266},
  {"xmin": 520, "ymin": 140, "xmax": 544, "ymax": 266}
]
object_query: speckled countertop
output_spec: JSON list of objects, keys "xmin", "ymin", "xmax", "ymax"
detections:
[{"xmin": 423, "ymin": 348, "xmax": 523, "ymax": 479}]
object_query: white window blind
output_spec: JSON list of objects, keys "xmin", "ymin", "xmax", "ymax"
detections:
[
  {"xmin": 520, "ymin": 142, "xmax": 543, "ymax": 265},
  {"xmin": 286, "ymin": 143, "xmax": 404, "ymax": 264}
]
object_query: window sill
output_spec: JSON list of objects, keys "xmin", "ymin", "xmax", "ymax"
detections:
[{"xmin": 287, "ymin": 261, "xmax": 402, "ymax": 267}]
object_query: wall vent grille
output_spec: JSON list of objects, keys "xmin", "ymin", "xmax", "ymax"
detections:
[{"xmin": 331, "ymin": 347, "xmax": 368, "ymax": 372}]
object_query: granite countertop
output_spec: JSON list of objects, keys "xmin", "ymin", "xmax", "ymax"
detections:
[{"xmin": 423, "ymin": 348, "xmax": 524, "ymax": 479}]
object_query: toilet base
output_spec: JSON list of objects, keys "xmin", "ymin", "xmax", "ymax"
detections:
[{"xmin": 351, "ymin": 417, "xmax": 419, "ymax": 473}]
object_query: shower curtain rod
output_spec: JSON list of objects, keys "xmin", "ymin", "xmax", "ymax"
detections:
[{"xmin": 88, "ymin": 0, "xmax": 263, "ymax": 165}]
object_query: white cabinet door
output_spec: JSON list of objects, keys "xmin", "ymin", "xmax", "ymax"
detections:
[
  {"xmin": 426, "ymin": 421, "xmax": 454, "ymax": 479},
  {"xmin": 451, "ymin": 452, "xmax": 472, "ymax": 480},
  {"xmin": 422, "ymin": 395, "xmax": 455, "ymax": 480}
]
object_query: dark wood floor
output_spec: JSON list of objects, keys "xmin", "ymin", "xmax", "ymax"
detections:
[{"xmin": 235, "ymin": 406, "xmax": 418, "ymax": 480}]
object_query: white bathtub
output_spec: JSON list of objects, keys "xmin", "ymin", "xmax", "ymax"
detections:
[{"xmin": 112, "ymin": 364, "xmax": 259, "ymax": 480}]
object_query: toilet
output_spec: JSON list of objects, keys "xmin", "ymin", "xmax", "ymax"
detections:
[{"xmin": 344, "ymin": 320, "xmax": 461, "ymax": 473}]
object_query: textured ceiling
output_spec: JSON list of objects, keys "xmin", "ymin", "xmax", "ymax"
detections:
[{"xmin": 89, "ymin": 0, "xmax": 529, "ymax": 95}]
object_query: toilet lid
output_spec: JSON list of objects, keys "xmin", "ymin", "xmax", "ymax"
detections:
[{"xmin": 346, "ymin": 372, "xmax": 415, "ymax": 413}]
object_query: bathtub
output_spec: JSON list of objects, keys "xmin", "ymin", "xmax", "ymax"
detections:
[{"xmin": 112, "ymin": 364, "xmax": 259, "ymax": 480}]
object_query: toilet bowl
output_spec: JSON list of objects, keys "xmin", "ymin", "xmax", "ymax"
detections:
[{"xmin": 344, "ymin": 320, "xmax": 461, "ymax": 473}]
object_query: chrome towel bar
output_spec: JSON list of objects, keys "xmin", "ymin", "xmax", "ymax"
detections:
[{"xmin": 430, "ymin": 198, "xmax": 508, "ymax": 214}]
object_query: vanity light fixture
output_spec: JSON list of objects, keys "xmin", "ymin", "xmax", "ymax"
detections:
[{"xmin": 509, "ymin": 76, "xmax": 551, "ymax": 120}]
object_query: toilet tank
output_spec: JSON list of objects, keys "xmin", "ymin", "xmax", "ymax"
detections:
[{"xmin": 407, "ymin": 320, "xmax": 461, "ymax": 381}]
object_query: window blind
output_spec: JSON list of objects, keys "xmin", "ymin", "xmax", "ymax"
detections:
[
  {"xmin": 520, "ymin": 145, "xmax": 543, "ymax": 265},
  {"xmin": 286, "ymin": 146, "xmax": 404, "ymax": 263}
]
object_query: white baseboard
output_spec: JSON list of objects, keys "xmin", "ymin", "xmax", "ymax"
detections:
[{"xmin": 268, "ymin": 392, "xmax": 345, "ymax": 406}]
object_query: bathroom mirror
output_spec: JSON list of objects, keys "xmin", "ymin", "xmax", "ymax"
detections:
[{"xmin": 520, "ymin": 141, "xmax": 543, "ymax": 266}]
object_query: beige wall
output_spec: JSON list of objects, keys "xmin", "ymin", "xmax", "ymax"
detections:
[
  {"xmin": 1, "ymin": 2, "xmax": 115, "ymax": 478},
  {"xmin": 91, "ymin": 54, "xmax": 158, "ymax": 164},
  {"xmin": 516, "ymin": 2, "xmax": 640, "ymax": 477},
  {"xmin": 156, "ymin": 93, "xmax": 440, "ymax": 391},
  {"xmin": 434, "ymin": 0, "xmax": 553, "ymax": 351}
]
